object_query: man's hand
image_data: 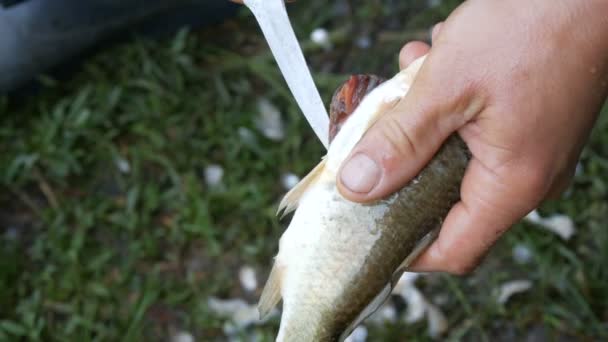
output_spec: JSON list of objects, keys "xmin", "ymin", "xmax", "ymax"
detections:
[{"xmin": 337, "ymin": 0, "xmax": 608, "ymax": 274}]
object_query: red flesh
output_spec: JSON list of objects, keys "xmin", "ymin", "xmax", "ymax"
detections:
[{"xmin": 329, "ymin": 75, "xmax": 385, "ymax": 143}]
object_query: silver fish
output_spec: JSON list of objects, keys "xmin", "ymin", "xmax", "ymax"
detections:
[{"xmin": 259, "ymin": 56, "xmax": 470, "ymax": 341}]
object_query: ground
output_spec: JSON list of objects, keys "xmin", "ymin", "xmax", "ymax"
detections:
[{"xmin": 1, "ymin": 0, "xmax": 607, "ymax": 341}]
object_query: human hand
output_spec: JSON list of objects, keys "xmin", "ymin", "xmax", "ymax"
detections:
[{"xmin": 337, "ymin": 0, "xmax": 608, "ymax": 274}]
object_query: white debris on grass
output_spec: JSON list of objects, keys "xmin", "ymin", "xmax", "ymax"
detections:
[
  {"xmin": 512, "ymin": 244, "xmax": 533, "ymax": 264},
  {"xmin": 525, "ymin": 210, "xmax": 576, "ymax": 240},
  {"xmin": 281, "ymin": 173, "xmax": 300, "ymax": 190},
  {"xmin": 115, "ymin": 156, "xmax": 130, "ymax": 174},
  {"xmin": 207, "ymin": 297, "xmax": 278, "ymax": 336},
  {"xmin": 204, "ymin": 164, "xmax": 224, "ymax": 187},
  {"xmin": 496, "ymin": 280, "xmax": 533, "ymax": 305},
  {"xmin": 239, "ymin": 266, "xmax": 258, "ymax": 292},
  {"xmin": 171, "ymin": 331, "xmax": 194, "ymax": 342},
  {"xmin": 393, "ymin": 273, "xmax": 424, "ymax": 323},
  {"xmin": 255, "ymin": 98, "xmax": 285, "ymax": 141},
  {"xmin": 355, "ymin": 35, "xmax": 372, "ymax": 49},
  {"xmin": 344, "ymin": 325, "xmax": 368, "ymax": 342},
  {"xmin": 310, "ymin": 28, "xmax": 332, "ymax": 50},
  {"xmin": 426, "ymin": 303, "xmax": 449, "ymax": 339},
  {"xmin": 393, "ymin": 272, "xmax": 448, "ymax": 339},
  {"xmin": 238, "ymin": 126, "xmax": 257, "ymax": 146},
  {"xmin": 575, "ymin": 162, "xmax": 584, "ymax": 178}
]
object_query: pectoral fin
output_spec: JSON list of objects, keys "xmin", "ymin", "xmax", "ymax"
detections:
[
  {"xmin": 258, "ymin": 263, "xmax": 284, "ymax": 319},
  {"xmin": 391, "ymin": 228, "xmax": 439, "ymax": 286},
  {"xmin": 277, "ymin": 158, "xmax": 327, "ymax": 217},
  {"xmin": 338, "ymin": 283, "xmax": 392, "ymax": 342},
  {"xmin": 339, "ymin": 228, "xmax": 439, "ymax": 341}
]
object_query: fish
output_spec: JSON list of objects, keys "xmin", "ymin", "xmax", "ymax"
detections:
[{"xmin": 259, "ymin": 56, "xmax": 471, "ymax": 341}]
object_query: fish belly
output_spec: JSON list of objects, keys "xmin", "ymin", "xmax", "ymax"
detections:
[
  {"xmin": 276, "ymin": 183, "xmax": 389, "ymax": 341},
  {"xmin": 275, "ymin": 134, "xmax": 469, "ymax": 341}
]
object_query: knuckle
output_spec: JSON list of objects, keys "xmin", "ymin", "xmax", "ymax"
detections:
[{"xmin": 376, "ymin": 116, "xmax": 417, "ymax": 159}]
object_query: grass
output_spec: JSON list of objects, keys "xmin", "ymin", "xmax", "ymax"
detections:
[{"xmin": 1, "ymin": 0, "xmax": 607, "ymax": 340}]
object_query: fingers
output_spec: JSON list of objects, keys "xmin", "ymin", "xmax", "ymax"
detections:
[
  {"xmin": 337, "ymin": 54, "xmax": 484, "ymax": 202},
  {"xmin": 398, "ymin": 21, "xmax": 443, "ymax": 70},
  {"xmin": 399, "ymin": 42, "xmax": 430, "ymax": 69},
  {"xmin": 409, "ymin": 158, "xmax": 542, "ymax": 274}
]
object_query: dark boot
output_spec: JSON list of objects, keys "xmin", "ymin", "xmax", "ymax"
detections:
[{"xmin": 0, "ymin": 0, "xmax": 238, "ymax": 93}]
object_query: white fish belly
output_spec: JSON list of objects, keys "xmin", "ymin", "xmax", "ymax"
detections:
[{"xmin": 275, "ymin": 182, "xmax": 393, "ymax": 340}]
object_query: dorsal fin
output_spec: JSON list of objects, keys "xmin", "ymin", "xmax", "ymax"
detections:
[
  {"xmin": 277, "ymin": 157, "xmax": 327, "ymax": 217},
  {"xmin": 258, "ymin": 262, "xmax": 284, "ymax": 319}
]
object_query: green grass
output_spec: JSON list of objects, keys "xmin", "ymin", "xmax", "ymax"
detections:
[{"xmin": 1, "ymin": 1, "xmax": 607, "ymax": 340}]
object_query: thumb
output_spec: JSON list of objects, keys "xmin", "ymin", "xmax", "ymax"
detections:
[{"xmin": 337, "ymin": 54, "xmax": 484, "ymax": 202}]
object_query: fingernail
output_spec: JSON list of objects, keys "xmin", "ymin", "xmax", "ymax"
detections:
[{"xmin": 340, "ymin": 153, "xmax": 381, "ymax": 193}]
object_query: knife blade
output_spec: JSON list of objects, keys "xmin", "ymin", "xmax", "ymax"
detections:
[{"xmin": 233, "ymin": 0, "xmax": 330, "ymax": 149}]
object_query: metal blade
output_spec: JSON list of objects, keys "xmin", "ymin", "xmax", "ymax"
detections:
[{"xmin": 241, "ymin": 0, "xmax": 330, "ymax": 149}]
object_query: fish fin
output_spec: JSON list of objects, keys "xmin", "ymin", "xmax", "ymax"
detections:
[
  {"xmin": 338, "ymin": 283, "xmax": 392, "ymax": 342},
  {"xmin": 391, "ymin": 228, "xmax": 440, "ymax": 286},
  {"xmin": 339, "ymin": 229, "xmax": 440, "ymax": 341},
  {"xmin": 258, "ymin": 263, "xmax": 284, "ymax": 319},
  {"xmin": 277, "ymin": 158, "xmax": 327, "ymax": 217}
]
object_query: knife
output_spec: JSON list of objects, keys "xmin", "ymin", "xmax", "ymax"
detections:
[{"xmin": 231, "ymin": 0, "xmax": 330, "ymax": 149}]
